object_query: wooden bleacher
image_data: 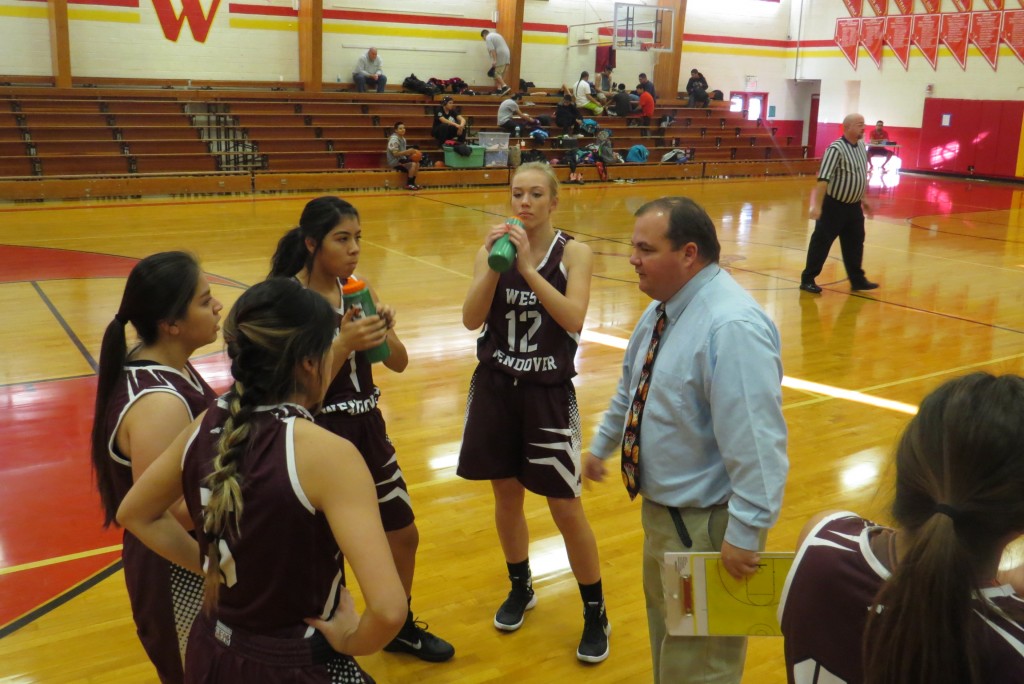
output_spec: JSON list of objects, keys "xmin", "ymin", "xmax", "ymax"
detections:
[{"xmin": 0, "ymin": 86, "xmax": 816, "ymax": 201}]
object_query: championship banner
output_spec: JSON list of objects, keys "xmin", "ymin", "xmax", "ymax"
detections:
[
  {"xmin": 893, "ymin": 0, "xmax": 913, "ymax": 13},
  {"xmin": 941, "ymin": 12, "xmax": 971, "ymax": 69},
  {"xmin": 921, "ymin": 0, "xmax": 941, "ymax": 12},
  {"xmin": 1002, "ymin": 10, "xmax": 1024, "ymax": 63},
  {"xmin": 982, "ymin": 0, "xmax": 1004, "ymax": 9},
  {"xmin": 837, "ymin": 18, "xmax": 862, "ymax": 68},
  {"xmin": 951, "ymin": 0, "xmax": 972, "ymax": 10},
  {"xmin": 913, "ymin": 13, "xmax": 941, "ymax": 68},
  {"xmin": 861, "ymin": 17, "xmax": 886, "ymax": 67},
  {"xmin": 867, "ymin": 0, "xmax": 887, "ymax": 15},
  {"xmin": 886, "ymin": 15, "xmax": 913, "ymax": 68},
  {"xmin": 970, "ymin": 11, "xmax": 1002, "ymax": 68},
  {"xmin": 843, "ymin": 0, "xmax": 864, "ymax": 17}
]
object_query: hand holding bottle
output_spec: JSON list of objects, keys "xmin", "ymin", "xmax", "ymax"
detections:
[{"xmin": 488, "ymin": 216, "xmax": 524, "ymax": 273}]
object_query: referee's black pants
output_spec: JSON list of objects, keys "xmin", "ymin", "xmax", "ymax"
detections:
[{"xmin": 801, "ymin": 193, "xmax": 868, "ymax": 285}]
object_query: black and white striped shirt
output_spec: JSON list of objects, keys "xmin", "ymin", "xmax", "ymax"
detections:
[{"xmin": 818, "ymin": 137, "xmax": 867, "ymax": 204}]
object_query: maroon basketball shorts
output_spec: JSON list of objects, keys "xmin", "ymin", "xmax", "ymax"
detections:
[
  {"xmin": 122, "ymin": 531, "xmax": 202, "ymax": 683},
  {"xmin": 458, "ymin": 364, "xmax": 582, "ymax": 498},
  {"xmin": 186, "ymin": 614, "xmax": 374, "ymax": 683},
  {"xmin": 315, "ymin": 408, "xmax": 415, "ymax": 531}
]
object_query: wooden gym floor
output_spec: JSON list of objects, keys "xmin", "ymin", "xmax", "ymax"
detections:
[{"xmin": 0, "ymin": 169, "xmax": 1022, "ymax": 683}]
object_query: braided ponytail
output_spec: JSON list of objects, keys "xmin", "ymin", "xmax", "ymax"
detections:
[{"xmin": 199, "ymin": 277, "xmax": 337, "ymax": 612}]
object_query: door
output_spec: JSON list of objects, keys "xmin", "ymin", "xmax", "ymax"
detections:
[{"xmin": 729, "ymin": 92, "xmax": 769, "ymax": 123}]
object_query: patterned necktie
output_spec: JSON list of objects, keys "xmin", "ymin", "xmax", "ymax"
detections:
[{"xmin": 621, "ymin": 303, "xmax": 667, "ymax": 500}]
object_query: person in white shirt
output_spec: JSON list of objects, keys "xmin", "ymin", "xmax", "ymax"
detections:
[
  {"xmin": 353, "ymin": 48, "xmax": 386, "ymax": 93},
  {"xmin": 481, "ymin": 30, "xmax": 511, "ymax": 95},
  {"xmin": 572, "ymin": 71, "xmax": 603, "ymax": 115}
]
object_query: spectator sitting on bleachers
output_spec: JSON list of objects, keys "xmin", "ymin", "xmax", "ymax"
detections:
[
  {"xmin": 432, "ymin": 96, "xmax": 467, "ymax": 147},
  {"xmin": 386, "ymin": 121, "xmax": 421, "ymax": 191},
  {"xmin": 686, "ymin": 69, "xmax": 709, "ymax": 108},
  {"xmin": 498, "ymin": 93, "xmax": 540, "ymax": 134},
  {"xmin": 630, "ymin": 73, "xmax": 657, "ymax": 103},
  {"xmin": 573, "ymin": 71, "xmax": 604, "ymax": 115},
  {"xmin": 353, "ymin": 48, "xmax": 387, "ymax": 93},
  {"xmin": 628, "ymin": 86, "xmax": 655, "ymax": 127},
  {"xmin": 607, "ymin": 84, "xmax": 634, "ymax": 118},
  {"xmin": 555, "ymin": 94, "xmax": 583, "ymax": 136}
]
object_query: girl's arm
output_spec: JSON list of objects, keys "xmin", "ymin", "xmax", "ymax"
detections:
[
  {"xmin": 117, "ymin": 414, "xmax": 205, "ymax": 574},
  {"xmin": 120, "ymin": 392, "xmax": 196, "ymax": 529},
  {"xmin": 296, "ymin": 422, "xmax": 407, "ymax": 655},
  {"xmin": 462, "ymin": 225, "xmax": 508, "ymax": 329},
  {"xmin": 509, "ymin": 232, "xmax": 593, "ymax": 333},
  {"xmin": 366, "ymin": 280, "xmax": 408, "ymax": 373}
]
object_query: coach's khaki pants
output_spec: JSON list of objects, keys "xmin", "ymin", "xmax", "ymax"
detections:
[{"xmin": 641, "ymin": 499, "xmax": 747, "ymax": 684}]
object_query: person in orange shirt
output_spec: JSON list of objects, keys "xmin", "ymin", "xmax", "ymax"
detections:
[{"xmin": 629, "ymin": 87, "xmax": 655, "ymax": 127}]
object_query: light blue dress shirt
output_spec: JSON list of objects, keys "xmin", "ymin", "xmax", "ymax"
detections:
[{"xmin": 589, "ymin": 263, "xmax": 788, "ymax": 550}]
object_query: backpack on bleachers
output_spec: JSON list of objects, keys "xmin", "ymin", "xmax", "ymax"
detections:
[
  {"xmin": 428, "ymin": 77, "xmax": 469, "ymax": 94},
  {"xmin": 626, "ymin": 144, "xmax": 649, "ymax": 163},
  {"xmin": 661, "ymin": 148, "xmax": 690, "ymax": 163},
  {"xmin": 403, "ymin": 74, "xmax": 441, "ymax": 96},
  {"xmin": 521, "ymin": 149, "xmax": 548, "ymax": 164},
  {"xmin": 593, "ymin": 130, "xmax": 617, "ymax": 164},
  {"xmin": 580, "ymin": 118, "xmax": 599, "ymax": 136}
]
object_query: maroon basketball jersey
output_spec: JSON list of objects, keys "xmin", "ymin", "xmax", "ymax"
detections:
[
  {"xmin": 321, "ymin": 277, "xmax": 380, "ymax": 416},
  {"xmin": 181, "ymin": 400, "xmax": 344, "ymax": 637},
  {"xmin": 779, "ymin": 512, "xmax": 1024, "ymax": 683},
  {"xmin": 103, "ymin": 360, "xmax": 215, "ymax": 505},
  {"xmin": 476, "ymin": 231, "xmax": 578, "ymax": 385}
]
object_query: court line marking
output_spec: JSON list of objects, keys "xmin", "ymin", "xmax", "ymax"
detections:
[
  {"xmin": 31, "ymin": 280, "xmax": 98, "ymax": 372},
  {"xmin": 0, "ymin": 544, "xmax": 122, "ymax": 576},
  {"xmin": 0, "ymin": 559, "xmax": 123, "ymax": 640}
]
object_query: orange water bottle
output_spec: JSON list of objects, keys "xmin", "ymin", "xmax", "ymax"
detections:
[
  {"xmin": 487, "ymin": 216, "xmax": 523, "ymax": 273},
  {"xmin": 341, "ymin": 277, "xmax": 391, "ymax": 364}
]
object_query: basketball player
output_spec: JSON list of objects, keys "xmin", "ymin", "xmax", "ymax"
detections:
[
  {"xmin": 780, "ymin": 373, "xmax": 1024, "ymax": 683},
  {"xmin": 90, "ymin": 251, "xmax": 221, "ymax": 683},
  {"xmin": 117, "ymin": 278, "xmax": 408, "ymax": 683},
  {"xmin": 457, "ymin": 162, "xmax": 610, "ymax": 663},
  {"xmin": 268, "ymin": 197, "xmax": 454, "ymax": 663}
]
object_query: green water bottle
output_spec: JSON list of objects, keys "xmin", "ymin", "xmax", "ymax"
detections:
[
  {"xmin": 487, "ymin": 216, "xmax": 523, "ymax": 273},
  {"xmin": 341, "ymin": 277, "xmax": 391, "ymax": 364}
]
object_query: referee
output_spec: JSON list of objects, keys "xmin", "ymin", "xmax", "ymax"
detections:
[{"xmin": 800, "ymin": 112, "xmax": 879, "ymax": 294}]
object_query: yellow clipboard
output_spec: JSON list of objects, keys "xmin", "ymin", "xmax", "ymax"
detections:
[{"xmin": 661, "ymin": 552, "xmax": 795, "ymax": 637}]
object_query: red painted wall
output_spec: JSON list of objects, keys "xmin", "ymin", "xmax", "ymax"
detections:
[
  {"xmin": 810, "ymin": 121, "xmax": 919, "ymax": 175},
  {"xmin": 916, "ymin": 99, "xmax": 1024, "ymax": 179},
  {"xmin": 768, "ymin": 119, "xmax": 803, "ymax": 146}
]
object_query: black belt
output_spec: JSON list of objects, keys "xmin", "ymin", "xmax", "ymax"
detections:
[{"xmin": 667, "ymin": 507, "xmax": 693, "ymax": 548}]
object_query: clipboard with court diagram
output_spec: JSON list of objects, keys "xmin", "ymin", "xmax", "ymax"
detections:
[{"xmin": 661, "ymin": 552, "xmax": 795, "ymax": 637}]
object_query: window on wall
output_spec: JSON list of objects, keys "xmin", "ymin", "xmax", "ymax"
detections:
[{"xmin": 730, "ymin": 92, "xmax": 769, "ymax": 122}]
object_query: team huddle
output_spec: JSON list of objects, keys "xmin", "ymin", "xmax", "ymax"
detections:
[{"xmin": 93, "ymin": 162, "xmax": 1024, "ymax": 684}]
